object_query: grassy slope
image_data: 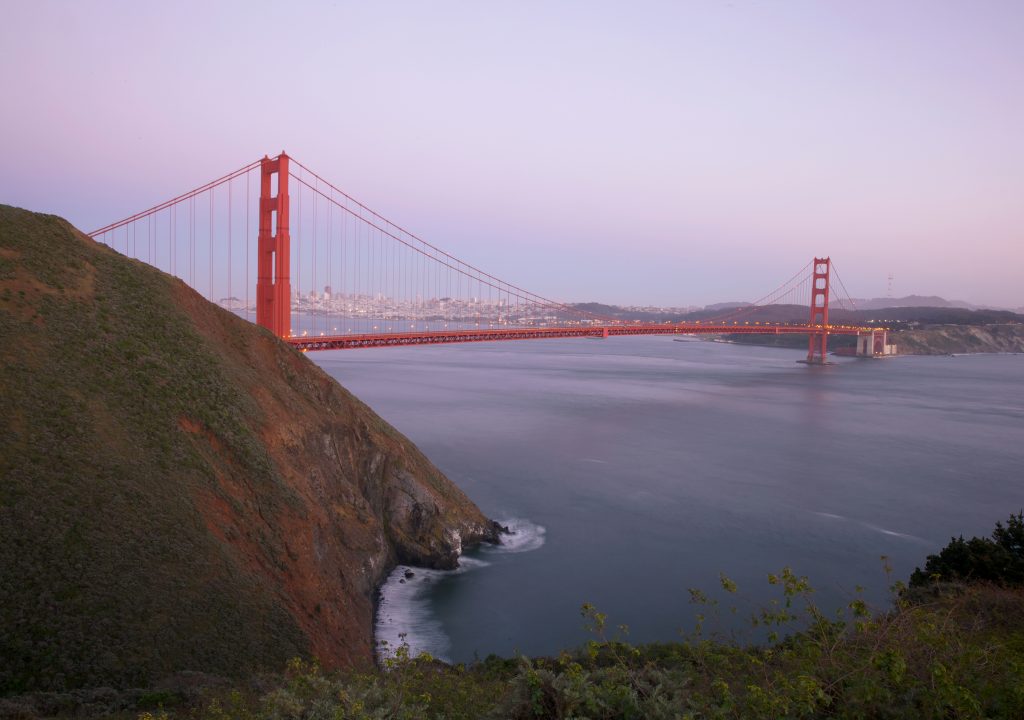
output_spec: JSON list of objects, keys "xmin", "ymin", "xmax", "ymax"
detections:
[
  {"xmin": 3, "ymin": 583, "xmax": 1021, "ymax": 719},
  {"xmin": 0, "ymin": 206, "xmax": 495, "ymax": 694}
]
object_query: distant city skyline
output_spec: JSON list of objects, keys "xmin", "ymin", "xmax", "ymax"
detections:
[{"xmin": 1, "ymin": 1, "xmax": 1021, "ymax": 308}]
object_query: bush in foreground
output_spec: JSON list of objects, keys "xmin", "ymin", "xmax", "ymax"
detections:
[
  {"xmin": 910, "ymin": 511, "xmax": 1024, "ymax": 588},
  {"xmin": 115, "ymin": 570, "xmax": 1024, "ymax": 719},
  {"xmin": 6, "ymin": 517, "xmax": 1024, "ymax": 719}
]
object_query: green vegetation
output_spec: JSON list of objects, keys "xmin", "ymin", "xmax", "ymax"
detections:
[
  {"xmin": 1, "ymin": 205, "xmax": 496, "ymax": 695},
  {"xmin": 910, "ymin": 511, "xmax": 1024, "ymax": 588},
  {"xmin": 231, "ymin": 572, "xmax": 1024, "ymax": 719},
  {"xmin": 0, "ymin": 206, "xmax": 309, "ymax": 692},
  {"xmin": 6, "ymin": 528, "xmax": 1024, "ymax": 719},
  {"xmin": 7, "ymin": 563, "xmax": 1022, "ymax": 719}
]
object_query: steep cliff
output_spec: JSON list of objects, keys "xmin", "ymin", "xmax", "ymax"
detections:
[
  {"xmin": 0, "ymin": 205, "xmax": 499, "ymax": 693},
  {"xmin": 892, "ymin": 324, "xmax": 1024, "ymax": 355}
]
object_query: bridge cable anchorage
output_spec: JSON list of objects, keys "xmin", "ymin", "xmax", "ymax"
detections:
[{"xmin": 88, "ymin": 152, "xmax": 865, "ymax": 356}]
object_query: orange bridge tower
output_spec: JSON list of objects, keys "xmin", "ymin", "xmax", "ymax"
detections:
[
  {"xmin": 807, "ymin": 257, "xmax": 830, "ymax": 363},
  {"xmin": 256, "ymin": 153, "xmax": 291, "ymax": 338}
]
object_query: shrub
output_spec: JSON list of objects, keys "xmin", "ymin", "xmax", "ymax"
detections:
[{"xmin": 910, "ymin": 512, "xmax": 1024, "ymax": 587}]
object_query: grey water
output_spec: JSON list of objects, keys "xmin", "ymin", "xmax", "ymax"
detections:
[{"xmin": 311, "ymin": 337, "xmax": 1024, "ymax": 662}]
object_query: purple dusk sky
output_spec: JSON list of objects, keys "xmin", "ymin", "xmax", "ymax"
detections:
[{"xmin": 1, "ymin": 1, "xmax": 1022, "ymax": 308}]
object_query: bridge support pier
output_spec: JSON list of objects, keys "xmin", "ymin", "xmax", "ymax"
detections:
[
  {"xmin": 256, "ymin": 153, "xmax": 291, "ymax": 338},
  {"xmin": 856, "ymin": 329, "xmax": 897, "ymax": 357},
  {"xmin": 806, "ymin": 257, "xmax": 830, "ymax": 364}
]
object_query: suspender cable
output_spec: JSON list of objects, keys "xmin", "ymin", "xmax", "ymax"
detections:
[
  {"xmin": 228, "ymin": 178, "xmax": 233, "ymax": 312},
  {"xmin": 312, "ymin": 176, "xmax": 315, "ymax": 334},
  {"xmin": 209, "ymin": 189, "xmax": 213, "ymax": 301},
  {"xmin": 246, "ymin": 169, "xmax": 250, "ymax": 323}
]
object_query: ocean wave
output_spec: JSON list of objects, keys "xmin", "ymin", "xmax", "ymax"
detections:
[
  {"xmin": 487, "ymin": 517, "xmax": 547, "ymax": 554},
  {"xmin": 375, "ymin": 561, "xmax": 480, "ymax": 663},
  {"xmin": 860, "ymin": 522, "xmax": 932, "ymax": 545},
  {"xmin": 812, "ymin": 510, "xmax": 931, "ymax": 545},
  {"xmin": 375, "ymin": 518, "xmax": 544, "ymax": 662}
]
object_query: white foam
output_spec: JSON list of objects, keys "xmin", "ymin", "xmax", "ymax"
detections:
[
  {"xmin": 375, "ymin": 557, "xmax": 490, "ymax": 663},
  {"xmin": 486, "ymin": 517, "xmax": 547, "ymax": 554},
  {"xmin": 811, "ymin": 510, "xmax": 930, "ymax": 546},
  {"xmin": 374, "ymin": 518, "xmax": 545, "ymax": 663},
  {"xmin": 861, "ymin": 522, "xmax": 932, "ymax": 545}
]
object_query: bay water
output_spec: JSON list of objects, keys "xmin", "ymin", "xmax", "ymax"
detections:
[{"xmin": 311, "ymin": 337, "xmax": 1024, "ymax": 662}]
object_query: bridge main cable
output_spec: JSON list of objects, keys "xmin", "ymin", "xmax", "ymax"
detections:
[
  {"xmin": 287, "ymin": 159, "xmax": 611, "ymax": 323},
  {"xmin": 88, "ymin": 159, "xmax": 262, "ymax": 237}
]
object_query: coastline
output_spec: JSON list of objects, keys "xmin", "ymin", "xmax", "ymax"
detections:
[
  {"xmin": 697, "ymin": 327, "xmax": 1024, "ymax": 357},
  {"xmin": 370, "ymin": 521, "xmax": 505, "ymax": 664},
  {"xmin": 372, "ymin": 519, "xmax": 544, "ymax": 665}
]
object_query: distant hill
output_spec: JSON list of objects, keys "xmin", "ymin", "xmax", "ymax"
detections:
[
  {"xmin": 571, "ymin": 301, "xmax": 626, "ymax": 317},
  {"xmin": 848, "ymin": 295, "xmax": 976, "ymax": 310},
  {"xmin": 570, "ymin": 296, "xmax": 1024, "ymax": 354},
  {"xmin": 573, "ymin": 300, "xmax": 1024, "ymax": 327},
  {"xmin": 0, "ymin": 205, "xmax": 498, "ymax": 693},
  {"xmin": 702, "ymin": 301, "xmax": 752, "ymax": 311},
  {"xmin": 894, "ymin": 324, "xmax": 1024, "ymax": 354}
]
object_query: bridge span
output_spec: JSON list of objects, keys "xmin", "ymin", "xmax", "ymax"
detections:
[
  {"xmin": 285, "ymin": 322, "xmax": 870, "ymax": 352},
  {"xmin": 91, "ymin": 151, "xmax": 888, "ymax": 364}
]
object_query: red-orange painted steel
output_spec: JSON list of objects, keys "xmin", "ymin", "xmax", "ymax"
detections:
[
  {"xmin": 807, "ymin": 257, "xmax": 830, "ymax": 363},
  {"xmin": 249, "ymin": 153, "xmax": 852, "ymax": 359},
  {"xmin": 285, "ymin": 323, "xmax": 865, "ymax": 352},
  {"xmin": 256, "ymin": 153, "xmax": 292, "ymax": 338}
]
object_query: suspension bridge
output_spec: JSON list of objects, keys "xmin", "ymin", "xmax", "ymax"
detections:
[{"xmin": 89, "ymin": 152, "xmax": 888, "ymax": 364}]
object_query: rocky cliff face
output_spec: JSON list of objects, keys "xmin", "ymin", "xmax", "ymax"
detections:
[
  {"xmin": 892, "ymin": 324, "xmax": 1024, "ymax": 355},
  {"xmin": 0, "ymin": 205, "xmax": 499, "ymax": 693}
]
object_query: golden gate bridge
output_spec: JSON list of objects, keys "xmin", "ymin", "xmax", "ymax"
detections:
[{"xmin": 89, "ymin": 152, "xmax": 888, "ymax": 364}]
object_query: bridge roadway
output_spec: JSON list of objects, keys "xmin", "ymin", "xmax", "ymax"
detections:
[{"xmin": 285, "ymin": 323, "xmax": 869, "ymax": 352}]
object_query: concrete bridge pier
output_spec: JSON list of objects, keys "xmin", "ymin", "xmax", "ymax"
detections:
[{"xmin": 857, "ymin": 329, "xmax": 897, "ymax": 357}]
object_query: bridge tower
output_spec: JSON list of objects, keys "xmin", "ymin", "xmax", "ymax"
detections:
[
  {"xmin": 256, "ymin": 153, "xmax": 291, "ymax": 338},
  {"xmin": 807, "ymin": 257, "xmax": 830, "ymax": 364}
]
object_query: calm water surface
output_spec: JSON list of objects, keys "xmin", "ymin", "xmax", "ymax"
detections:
[{"xmin": 311, "ymin": 338, "xmax": 1024, "ymax": 662}]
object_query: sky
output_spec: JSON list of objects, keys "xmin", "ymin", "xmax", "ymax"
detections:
[{"xmin": 1, "ymin": 1, "xmax": 1022, "ymax": 308}]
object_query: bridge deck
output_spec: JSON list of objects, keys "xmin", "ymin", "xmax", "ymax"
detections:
[{"xmin": 285, "ymin": 323, "xmax": 868, "ymax": 351}]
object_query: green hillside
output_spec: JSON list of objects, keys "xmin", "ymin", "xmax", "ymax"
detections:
[{"xmin": 0, "ymin": 205, "xmax": 498, "ymax": 693}]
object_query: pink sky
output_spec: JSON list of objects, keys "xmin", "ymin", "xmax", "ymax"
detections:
[{"xmin": 1, "ymin": 1, "xmax": 1022, "ymax": 307}]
